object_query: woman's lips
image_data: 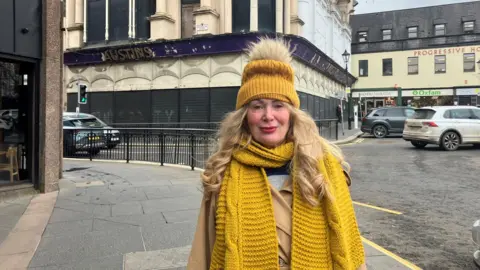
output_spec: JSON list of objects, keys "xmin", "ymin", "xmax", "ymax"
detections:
[{"xmin": 260, "ymin": 127, "xmax": 277, "ymax": 133}]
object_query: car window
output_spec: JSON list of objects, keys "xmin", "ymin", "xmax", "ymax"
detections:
[
  {"xmin": 405, "ymin": 109, "xmax": 415, "ymax": 118},
  {"xmin": 385, "ymin": 108, "xmax": 405, "ymax": 117},
  {"xmin": 447, "ymin": 109, "xmax": 473, "ymax": 119},
  {"xmin": 412, "ymin": 109, "xmax": 436, "ymax": 119},
  {"xmin": 370, "ymin": 109, "xmax": 386, "ymax": 117},
  {"xmin": 63, "ymin": 120, "xmax": 75, "ymax": 127},
  {"xmin": 472, "ymin": 109, "xmax": 480, "ymax": 119},
  {"xmin": 71, "ymin": 118, "xmax": 106, "ymax": 128}
]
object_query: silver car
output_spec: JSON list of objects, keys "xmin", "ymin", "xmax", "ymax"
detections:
[
  {"xmin": 361, "ymin": 107, "xmax": 416, "ymax": 138},
  {"xmin": 473, "ymin": 219, "xmax": 480, "ymax": 268}
]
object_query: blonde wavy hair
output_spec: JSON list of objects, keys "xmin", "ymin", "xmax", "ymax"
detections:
[{"xmin": 201, "ymin": 103, "xmax": 349, "ymax": 206}]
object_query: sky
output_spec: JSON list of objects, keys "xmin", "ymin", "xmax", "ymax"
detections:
[{"xmin": 354, "ymin": 0, "xmax": 478, "ymax": 14}]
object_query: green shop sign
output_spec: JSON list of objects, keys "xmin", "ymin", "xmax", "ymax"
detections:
[{"xmin": 403, "ymin": 89, "xmax": 453, "ymax": 97}]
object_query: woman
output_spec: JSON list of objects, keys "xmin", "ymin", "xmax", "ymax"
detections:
[{"xmin": 188, "ymin": 38, "xmax": 366, "ymax": 270}]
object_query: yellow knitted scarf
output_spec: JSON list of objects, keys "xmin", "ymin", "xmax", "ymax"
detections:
[{"xmin": 209, "ymin": 141, "xmax": 365, "ymax": 269}]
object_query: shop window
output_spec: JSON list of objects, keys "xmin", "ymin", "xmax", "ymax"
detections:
[
  {"xmin": 359, "ymin": 60, "xmax": 368, "ymax": 77},
  {"xmin": 86, "ymin": 0, "xmax": 106, "ymax": 43},
  {"xmin": 435, "ymin": 55, "xmax": 446, "ymax": 74},
  {"xmin": 181, "ymin": 0, "xmax": 200, "ymax": 38},
  {"xmin": 109, "ymin": 0, "xmax": 129, "ymax": 41},
  {"xmin": 463, "ymin": 53, "xmax": 475, "ymax": 72},
  {"xmin": 382, "ymin": 58, "xmax": 393, "ymax": 76},
  {"xmin": 382, "ymin": 29, "xmax": 392, "ymax": 40},
  {"xmin": 135, "ymin": 0, "xmax": 156, "ymax": 40},
  {"xmin": 258, "ymin": 0, "xmax": 276, "ymax": 32},
  {"xmin": 407, "ymin": 27, "xmax": 418, "ymax": 38},
  {"xmin": 232, "ymin": 0, "xmax": 250, "ymax": 33},
  {"xmin": 408, "ymin": 57, "xmax": 418, "ymax": 75},
  {"xmin": 358, "ymin": 31, "xmax": 367, "ymax": 42},
  {"xmin": 434, "ymin": 24, "xmax": 446, "ymax": 36},
  {"xmin": 464, "ymin": 21, "xmax": 475, "ymax": 33}
]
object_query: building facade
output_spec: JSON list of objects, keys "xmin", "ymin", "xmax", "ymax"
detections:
[
  {"xmin": 0, "ymin": 0, "xmax": 62, "ymax": 193},
  {"xmin": 299, "ymin": 0, "xmax": 354, "ymax": 68},
  {"xmin": 350, "ymin": 2, "xmax": 480, "ymax": 116},
  {"xmin": 62, "ymin": 0, "xmax": 356, "ymax": 126}
]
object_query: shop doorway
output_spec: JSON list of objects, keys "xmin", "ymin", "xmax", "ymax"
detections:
[{"xmin": 0, "ymin": 59, "xmax": 36, "ymax": 187}]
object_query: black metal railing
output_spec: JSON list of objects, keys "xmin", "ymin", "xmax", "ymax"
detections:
[{"xmin": 63, "ymin": 120, "xmax": 338, "ymax": 170}]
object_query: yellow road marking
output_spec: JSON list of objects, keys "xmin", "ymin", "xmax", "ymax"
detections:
[
  {"xmin": 362, "ymin": 236, "xmax": 422, "ymax": 270},
  {"xmin": 353, "ymin": 201, "xmax": 403, "ymax": 215}
]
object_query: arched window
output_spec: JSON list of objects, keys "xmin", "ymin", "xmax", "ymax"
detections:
[
  {"xmin": 232, "ymin": 0, "xmax": 250, "ymax": 33},
  {"xmin": 258, "ymin": 0, "xmax": 275, "ymax": 32}
]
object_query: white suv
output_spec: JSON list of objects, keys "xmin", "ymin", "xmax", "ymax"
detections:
[{"xmin": 403, "ymin": 106, "xmax": 480, "ymax": 151}]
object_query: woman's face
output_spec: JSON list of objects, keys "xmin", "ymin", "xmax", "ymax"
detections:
[{"xmin": 246, "ymin": 99, "xmax": 290, "ymax": 148}]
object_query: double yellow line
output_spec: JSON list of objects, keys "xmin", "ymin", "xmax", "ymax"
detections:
[{"xmin": 353, "ymin": 201, "xmax": 422, "ymax": 269}]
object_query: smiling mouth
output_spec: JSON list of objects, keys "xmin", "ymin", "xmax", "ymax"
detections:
[{"xmin": 260, "ymin": 127, "xmax": 277, "ymax": 133}]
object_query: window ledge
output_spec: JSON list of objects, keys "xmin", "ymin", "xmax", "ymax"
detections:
[
  {"xmin": 193, "ymin": 7, "xmax": 220, "ymax": 17},
  {"xmin": 65, "ymin": 23, "xmax": 83, "ymax": 31},
  {"xmin": 149, "ymin": 13, "xmax": 175, "ymax": 23}
]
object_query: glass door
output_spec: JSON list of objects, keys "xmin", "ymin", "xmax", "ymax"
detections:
[{"xmin": 375, "ymin": 99, "xmax": 384, "ymax": 108}]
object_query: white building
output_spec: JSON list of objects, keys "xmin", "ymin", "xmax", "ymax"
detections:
[
  {"xmin": 62, "ymin": 0, "xmax": 356, "ymax": 125},
  {"xmin": 299, "ymin": 0, "xmax": 354, "ymax": 69}
]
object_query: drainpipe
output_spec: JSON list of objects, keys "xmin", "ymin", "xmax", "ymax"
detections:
[
  {"xmin": 132, "ymin": 0, "xmax": 136, "ymax": 39},
  {"xmin": 128, "ymin": 0, "xmax": 132, "ymax": 38},
  {"xmin": 105, "ymin": 0, "xmax": 109, "ymax": 41},
  {"xmin": 83, "ymin": 0, "xmax": 87, "ymax": 43}
]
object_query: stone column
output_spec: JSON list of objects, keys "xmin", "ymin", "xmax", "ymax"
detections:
[
  {"xmin": 66, "ymin": 0, "xmax": 75, "ymax": 26},
  {"xmin": 284, "ymin": 0, "xmax": 291, "ymax": 34},
  {"xmin": 40, "ymin": 0, "xmax": 63, "ymax": 193},
  {"xmin": 290, "ymin": 0, "xmax": 304, "ymax": 35},
  {"xmin": 250, "ymin": 0, "xmax": 258, "ymax": 31},
  {"xmin": 194, "ymin": 0, "xmax": 220, "ymax": 35},
  {"xmin": 74, "ymin": 0, "xmax": 83, "ymax": 23},
  {"xmin": 150, "ymin": 0, "xmax": 176, "ymax": 40},
  {"xmin": 275, "ymin": 0, "xmax": 283, "ymax": 33},
  {"xmin": 223, "ymin": 0, "xmax": 232, "ymax": 33}
]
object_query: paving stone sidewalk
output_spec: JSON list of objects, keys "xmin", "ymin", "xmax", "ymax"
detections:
[{"xmin": 2, "ymin": 159, "xmax": 406, "ymax": 270}]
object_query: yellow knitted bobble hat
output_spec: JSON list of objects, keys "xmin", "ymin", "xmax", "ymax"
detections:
[{"xmin": 236, "ymin": 38, "xmax": 300, "ymax": 109}]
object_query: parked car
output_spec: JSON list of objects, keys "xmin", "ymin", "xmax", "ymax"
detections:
[
  {"xmin": 403, "ymin": 106, "xmax": 480, "ymax": 151},
  {"xmin": 361, "ymin": 106, "xmax": 416, "ymax": 138},
  {"xmin": 473, "ymin": 219, "xmax": 480, "ymax": 268},
  {"xmin": 63, "ymin": 112, "xmax": 121, "ymax": 149}
]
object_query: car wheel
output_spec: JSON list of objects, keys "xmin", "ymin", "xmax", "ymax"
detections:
[
  {"xmin": 411, "ymin": 141, "xmax": 428, "ymax": 149},
  {"xmin": 441, "ymin": 131, "xmax": 460, "ymax": 151},
  {"xmin": 373, "ymin": 125, "xmax": 388, "ymax": 138}
]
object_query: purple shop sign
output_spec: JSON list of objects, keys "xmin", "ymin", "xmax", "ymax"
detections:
[{"xmin": 63, "ymin": 33, "xmax": 356, "ymax": 86}]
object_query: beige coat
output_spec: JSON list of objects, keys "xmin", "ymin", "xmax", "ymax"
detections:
[{"xmin": 187, "ymin": 170, "xmax": 367, "ymax": 270}]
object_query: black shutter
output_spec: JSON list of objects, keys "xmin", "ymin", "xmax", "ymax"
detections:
[
  {"xmin": 114, "ymin": 91, "xmax": 151, "ymax": 123},
  {"xmin": 298, "ymin": 92, "xmax": 308, "ymax": 112},
  {"xmin": 319, "ymin": 97, "xmax": 326, "ymax": 119},
  {"xmin": 210, "ymin": 87, "xmax": 239, "ymax": 122},
  {"xmin": 314, "ymin": 96, "xmax": 320, "ymax": 120},
  {"xmin": 180, "ymin": 88, "xmax": 209, "ymax": 122},
  {"xmin": 151, "ymin": 90, "xmax": 179, "ymax": 123},
  {"xmin": 66, "ymin": 93, "xmax": 88, "ymax": 113},
  {"xmin": 89, "ymin": 92, "xmax": 114, "ymax": 124},
  {"xmin": 307, "ymin": 94, "xmax": 314, "ymax": 117}
]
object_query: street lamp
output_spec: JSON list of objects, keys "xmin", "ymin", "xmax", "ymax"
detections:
[{"xmin": 342, "ymin": 50, "xmax": 352, "ymax": 130}]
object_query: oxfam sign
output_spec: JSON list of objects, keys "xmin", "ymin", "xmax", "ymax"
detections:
[
  {"xmin": 403, "ymin": 89, "xmax": 453, "ymax": 97},
  {"xmin": 412, "ymin": 90, "xmax": 441, "ymax": 96}
]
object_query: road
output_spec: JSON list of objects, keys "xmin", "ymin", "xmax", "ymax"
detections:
[{"xmin": 344, "ymin": 134, "xmax": 479, "ymax": 270}]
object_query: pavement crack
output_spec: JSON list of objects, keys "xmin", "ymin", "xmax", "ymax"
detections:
[{"xmin": 139, "ymin": 226, "xmax": 147, "ymax": 251}]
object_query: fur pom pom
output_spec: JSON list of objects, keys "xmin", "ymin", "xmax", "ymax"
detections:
[{"xmin": 246, "ymin": 37, "xmax": 294, "ymax": 64}]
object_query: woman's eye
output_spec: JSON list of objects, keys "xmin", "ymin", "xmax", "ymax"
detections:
[{"xmin": 273, "ymin": 103, "xmax": 284, "ymax": 109}]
